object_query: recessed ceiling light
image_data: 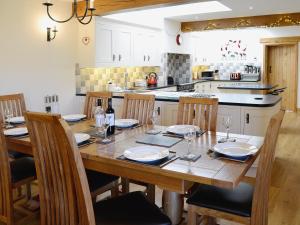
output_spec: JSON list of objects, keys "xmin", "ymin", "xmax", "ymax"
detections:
[
  {"xmin": 103, "ymin": 1, "xmax": 231, "ymax": 28},
  {"xmin": 249, "ymin": 6, "xmax": 254, "ymax": 10}
]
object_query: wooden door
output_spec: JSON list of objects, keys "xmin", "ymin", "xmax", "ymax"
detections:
[{"xmin": 266, "ymin": 44, "xmax": 298, "ymax": 111}]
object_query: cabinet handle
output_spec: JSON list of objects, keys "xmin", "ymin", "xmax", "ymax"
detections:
[
  {"xmin": 113, "ymin": 54, "xmax": 116, "ymax": 61},
  {"xmin": 144, "ymin": 55, "xmax": 146, "ymax": 61},
  {"xmin": 157, "ymin": 107, "xmax": 161, "ymax": 116},
  {"xmin": 246, "ymin": 113, "xmax": 250, "ymax": 124},
  {"xmin": 148, "ymin": 55, "xmax": 150, "ymax": 61},
  {"xmin": 119, "ymin": 54, "xmax": 122, "ymax": 61}
]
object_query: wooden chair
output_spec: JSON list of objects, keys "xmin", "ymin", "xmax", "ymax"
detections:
[
  {"xmin": 83, "ymin": 91, "xmax": 112, "ymax": 119},
  {"xmin": 187, "ymin": 110, "xmax": 285, "ymax": 225},
  {"xmin": 177, "ymin": 97, "xmax": 218, "ymax": 132},
  {"xmin": 0, "ymin": 94, "xmax": 26, "ymax": 123},
  {"xmin": 122, "ymin": 93, "xmax": 155, "ymax": 125},
  {"xmin": 24, "ymin": 112, "xmax": 171, "ymax": 225},
  {"xmin": 121, "ymin": 93, "xmax": 156, "ymax": 201},
  {"xmin": 0, "ymin": 124, "xmax": 37, "ymax": 225}
]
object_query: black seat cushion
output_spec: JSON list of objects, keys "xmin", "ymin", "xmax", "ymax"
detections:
[
  {"xmin": 10, "ymin": 157, "xmax": 36, "ymax": 184},
  {"xmin": 94, "ymin": 191, "xmax": 172, "ymax": 225},
  {"xmin": 187, "ymin": 182, "xmax": 254, "ymax": 217},
  {"xmin": 9, "ymin": 150, "xmax": 30, "ymax": 159},
  {"xmin": 85, "ymin": 170, "xmax": 119, "ymax": 193}
]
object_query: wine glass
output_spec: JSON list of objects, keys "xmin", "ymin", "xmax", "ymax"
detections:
[
  {"xmin": 184, "ymin": 127, "xmax": 196, "ymax": 159},
  {"xmin": 147, "ymin": 109, "xmax": 159, "ymax": 134},
  {"xmin": 102, "ymin": 116, "xmax": 111, "ymax": 143},
  {"xmin": 4, "ymin": 109, "xmax": 14, "ymax": 129},
  {"xmin": 219, "ymin": 116, "xmax": 235, "ymax": 143}
]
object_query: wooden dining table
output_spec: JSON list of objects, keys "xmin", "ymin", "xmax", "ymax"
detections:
[{"xmin": 5, "ymin": 120, "xmax": 264, "ymax": 224}]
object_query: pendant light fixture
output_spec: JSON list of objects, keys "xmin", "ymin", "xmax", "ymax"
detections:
[{"xmin": 43, "ymin": 0, "xmax": 95, "ymax": 25}]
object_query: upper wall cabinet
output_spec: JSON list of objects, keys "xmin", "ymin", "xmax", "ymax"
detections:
[
  {"xmin": 133, "ymin": 31, "xmax": 160, "ymax": 66},
  {"xmin": 95, "ymin": 22, "xmax": 132, "ymax": 67}
]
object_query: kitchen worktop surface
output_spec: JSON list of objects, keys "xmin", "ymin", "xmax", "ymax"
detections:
[
  {"xmin": 77, "ymin": 91, "xmax": 281, "ymax": 107},
  {"xmin": 217, "ymin": 83, "xmax": 277, "ymax": 90}
]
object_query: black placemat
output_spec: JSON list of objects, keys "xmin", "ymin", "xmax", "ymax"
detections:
[
  {"xmin": 136, "ymin": 134, "xmax": 182, "ymax": 148},
  {"xmin": 207, "ymin": 149, "xmax": 250, "ymax": 163},
  {"xmin": 83, "ymin": 128, "xmax": 122, "ymax": 138},
  {"xmin": 117, "ymin": 152, "xmax": 178, "ymax": 167}
]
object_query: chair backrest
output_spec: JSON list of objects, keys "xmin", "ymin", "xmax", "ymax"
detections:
[
  {"xmin": 0, "ymin": 124, "xmax": 14, "ymax": 225},
  {"xmin": 83, "ymin": 92, "xmax": 112, "ymax": 119},
  {"xmin": 25, "ymin": 112, "xmax": 95, "ymax": 225},
  {"xmin": 251, "ymin": 110, "xmax": 285, "ymax": 225},
  {"xmin": 122, "ymin": 93, "xmax": 155, "ymax": 125},
  {"xmin": 0, "ymin": 94, "xmax": 26, "ymax": 122},
  {"xmin": 177, "ymin": 97, "xmax": 218, "ymax": 132}
]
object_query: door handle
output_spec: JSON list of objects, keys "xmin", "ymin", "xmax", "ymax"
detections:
[
  {"xmin": 246, "ymin": 113, "xmax": 250, "ymax": 124},
  {"xmin": 144, "ymin": 55, "xmax": 146, "ymax": 61},
  {"xmin": 157, "ymin": 107, "xmax": 161, "ymax": 116},
  {"xmin": 148, "ymin": 55, "xmax": 150, "ymax": 61},
  {"xmin": 269, "ymin": 66, "xmax": 272, "ymax": 74},
  {"xmin": 113, "ymin": 54, "xmax": 116, "ymax": 61},
  {"xmin": 119, "ymin": 54, "xmax": 122, "ymax": 61}
]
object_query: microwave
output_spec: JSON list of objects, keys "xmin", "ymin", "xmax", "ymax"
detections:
[{"xmin": 201, "ymin": 71, "xmax": 214, "ymax": 79}]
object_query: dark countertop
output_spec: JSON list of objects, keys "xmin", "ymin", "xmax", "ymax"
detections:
[
  {"xmin": 218, "ymin": 84, "xmax": 277, "ymax": 90},
  {"xmin": 193, "ymin": 79, "xmax": 260, "ymax": 82},
  {"xmin": 77, "ymin": 91, "xmax": 281, "ymax": 107}
]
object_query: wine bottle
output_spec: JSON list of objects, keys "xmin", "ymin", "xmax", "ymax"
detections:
[
  {"xmin": 106, "ymin": 98, "xmax": 115, "ymax": 135},
  {"xmin": 94, "ymin": 99, "xmax": 105, "ymax": 129}
]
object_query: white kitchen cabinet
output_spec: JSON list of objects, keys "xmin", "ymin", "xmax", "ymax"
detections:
[
  {"xmin": 133, "ymin": 31, "xmax": 160, "ymax": 66},
  {"xmin": 161, "ymin": 102, "xmax": 178, "ymax": 126},
  {"xmin": 241, "ymin": 104, "xmax": 280, "ymax": 136},
  {"xmin": 95, "ymin": 22, "xmax": 132, "ymax": 67},
  {"xmin": 112, "ymin": 98, "xmax": 123, "ymax": 119},
  {"xmin": 217, "ymin": 105, "xmax": 241, "ymax": 134}
]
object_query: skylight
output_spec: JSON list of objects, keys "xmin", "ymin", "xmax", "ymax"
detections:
[{"xmin": 103, "ymin": 1, "xmax": 231, "ymax": 28}]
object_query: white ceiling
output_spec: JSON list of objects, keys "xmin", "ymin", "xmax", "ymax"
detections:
[{"xmin": 171, "ymin": 0, "xmax": 300, "ymax": 22}]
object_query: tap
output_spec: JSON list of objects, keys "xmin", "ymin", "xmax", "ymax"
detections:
[{"xmin": 124, "ymin": 72, "xmax": 128, "ymax": 90}]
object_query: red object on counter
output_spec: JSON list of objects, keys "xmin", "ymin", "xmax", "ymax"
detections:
[
  {"xmin": 230, "ymin": 73, "xmax": 241, "ymax": 80},
  {"xmin": 146, "ymin": 72, "xmax": 158, "ymax": 85}
]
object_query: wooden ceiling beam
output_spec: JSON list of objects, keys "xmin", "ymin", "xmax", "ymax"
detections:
[
  {"xmin": 76, "ymin": 0, "xmax": 202, "ymax": 16},
  {"xmin": 181, "ymin": 12, "xmax": 300, "ymax": 32}
]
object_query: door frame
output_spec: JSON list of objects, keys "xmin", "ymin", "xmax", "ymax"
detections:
[{"xmin": 261, "ymin": 36, "xmax": 299, "ymax": 111}]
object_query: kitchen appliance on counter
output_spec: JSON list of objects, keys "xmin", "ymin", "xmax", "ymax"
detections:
[
  {"xmin": 242, "ymin": 65, "xmax": 261, "ymax": 81},
  {"xmin": 146, "ymin": 72, "xmax": 158, "ymax": 86},
  {"xmin": 176, "ymin": 83, "xmax": 195, "ymax": 92},
  {"xmin": 201, "ymin": 71, "xmax": 214, "ymax": 80},
  {"xmin": 230, "ymin": 72, "xmax": 241, "ymax": 80}
]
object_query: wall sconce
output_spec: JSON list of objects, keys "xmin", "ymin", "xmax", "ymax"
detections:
[{"xmin": 47, "ymin": 27, "xmax": 58, "ymax": 42}]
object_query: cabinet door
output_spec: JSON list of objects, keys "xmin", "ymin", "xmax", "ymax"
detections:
[
  {"xmin": 133, "ymin": 32, "xmax": 145, "ymax": 66},
  {"xmin": 161, "ymin": 102, "xmax": 178, "ymax": 126},
  {"xmin": 95, "ymin": 25, "xmax": 114, "ymax": 64},
  {"xmin": 146, "ymin": 33, "xmax": 159, "ymax": 66},
  {"xmin": 114, "ymin": 29, "xmax": 132, "ymax": 66},
  {"xmin": 112, "ymin": 98, "xmax": 123, "ymax": 119},
  {"xmin": 217, "ymin": 106, "xmax": 241, "ymax": 134}
]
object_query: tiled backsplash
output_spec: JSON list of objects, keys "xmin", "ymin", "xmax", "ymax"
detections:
[
  {"xmin": 162, "ymin": 53, "xmax": 191, "ymax": 84},
  {"xmin": 193, "ymin": 62, "xmax": 261, "ymax": 80},
  {"xmin": 76, "ymin": 66, "xmax": 160, "ymax": 93}
]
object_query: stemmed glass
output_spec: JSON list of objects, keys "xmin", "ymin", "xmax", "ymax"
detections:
[
  {"xmin": 148, "ymin": 109, "xmax": 159, "ymax": 134},
  {"xmin": 102, "ymin": 116, "xmax": 111, "ymax": 143},
  {"xmin": 219, "ymin": 116, "xmax": 235, "ymax": 142},
  {"xmin": 184, "ymin": 127, "xmax": 197, "ymax": 159},
  {"xmin": 4, "ymin": 109, "xmax": 14, "ymax": 129}
]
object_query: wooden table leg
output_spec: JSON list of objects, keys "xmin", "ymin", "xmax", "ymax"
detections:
[{"xmin": 162, "ymin": 190, "xmax": 184, "ymax": 225}]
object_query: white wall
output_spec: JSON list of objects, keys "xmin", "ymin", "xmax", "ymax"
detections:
[
  {"xmin": 0, "ymin": 0, "xmax": 79, "ymax": 114},
  {"xmin": 163, "ymin": 19, "xmax": 192, "ymax": 54},
  {"xmin": 192, "ymin": 26, "xmax": 300, "ymax": 108}
]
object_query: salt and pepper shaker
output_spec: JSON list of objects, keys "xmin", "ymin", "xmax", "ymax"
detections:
[
  {"xmin": 52, "ymin": 95, "xmax": 59, "ymax": 113},
  {"xmin": 44, "ymin": 95, "xmax": 52, "ymax": 113},
  {"xmin": 44, "ymin": 94, "xmax": 59, "ymax": 113}
]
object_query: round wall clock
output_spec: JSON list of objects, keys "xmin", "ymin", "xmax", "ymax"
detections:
[{"xmin": 176, "ymin": 34, "xmax": 182, "ymax": 46}]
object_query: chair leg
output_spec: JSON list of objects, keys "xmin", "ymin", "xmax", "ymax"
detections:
[
  {"xmin": 121, "ymin": 178, "xmax": 129, "ymax": 194},
  {"xmin": 205, "ymin": 216, "xmax": 217, "ymax": 225},
  {"xmin": 146, "ymin": 184, "xmax": 155, "ymax": 203},
  {"xmin": 187, "ymin": 205, "xmax": 197, "ymax": 225},
  {"xmin": 26, "ymin": 183, "xmax": 32, "ymax": 200},
  {"xmin": 111, "ymin": 182, "xmax": 119, "ymax": 197}
]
